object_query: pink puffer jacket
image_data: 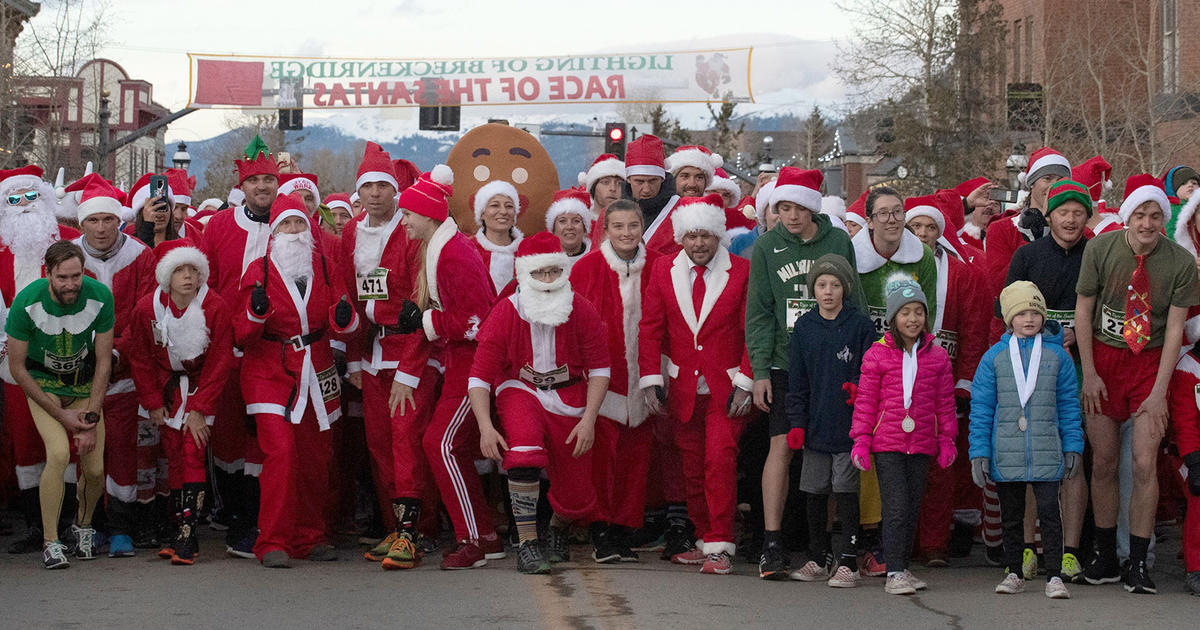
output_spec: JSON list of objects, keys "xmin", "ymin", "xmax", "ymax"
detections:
[{"xmin": 850, "ymin": 332, "xmax": 957, "ymax": 457}]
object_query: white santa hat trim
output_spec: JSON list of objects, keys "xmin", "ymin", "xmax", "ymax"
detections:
[
  {"xmin": 1173, "ymin": 193, "xmax": 1200, "ymax": 256},
  {"xmin": 514, "ymin": 252, "xmax": 571, "ymax": 278},
  {"xmin": 626, "ymin": 164, "xmax": 665, "ymax": 179},
  {"xmin": 1119, "ymin": 183, "xmax": 1172, "ymax": 225},
  {"xmin": 844, "ymin": 212, "xmax": 867, "ymax": 228},
  {"xmin": 0, "ymin": 174, "xmax": 45, "ymax": 197},
  {"xmin": 705, "ymin": 176, "xmax": 742, "ymax": 206},
  {"xmin": 473, "ymin": 180, "xmax": 522, "ymax": 225},
  {"xmin": 349, "ymin": 192, "xmax": 360, "ymax": 204},
  {"xmin": 578, "ymin": 156, "xmax": 626, "ymax": 193},
  {"xmin": 754, "ymin": 180, "xmax": 776, "ymax": 228},
  {"xmin": 227, "ymin": 188, "xmax": 245, "ymax": 207},
  {"xmin": 665, "ymin": 148, "xmax": 722, "ymax": 178},
  {"xmin": 821, "ymin": 195, "xmax": 846, "ymax": 219},
  {"xmin": 197, "ymin": 198, "xmax": 223, "ymax": 212},
  {"xmin": 904, "ymin": 205, "xmax": 945, "ymax": 234},
  {"xmin": 770, "ymin": 182, "xmax": 822, "ymax": 214},
  {"xmin": 77, "ymin": 196, "xmax": 125, "ymax": 223},
  {"xmin": 672, "ymin": 200, "xmax": 730, "ymax": 247},
  {"xmin": 277, "ymin": 176, "xmax": 320, "ymax": 202},
  {"xmin": 544, "ymin": 197, "xmax": 595, "ymax": 232},
  {"xmin": 155, "ymin": 245, "xmax": 210, "ymax": 290},
  {"xmin": 270, "ymin": 208, "xmax": 308, "ymax": 232},
  {"xmin": 326, "ymin": 198, "xmax": 351, "ymax": 213},
  {"xmin": 356, "ymin": 171, "xmax": 398, "ymax": 194}
]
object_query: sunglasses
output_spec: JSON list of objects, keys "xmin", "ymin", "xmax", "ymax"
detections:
[{"xmin": 6, "ymin": 191, "xmax": 39, "ymax": 205}]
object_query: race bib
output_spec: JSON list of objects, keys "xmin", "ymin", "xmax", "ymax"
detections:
[
  {"xmin": 519, "ymin": 363, "xmax": 569, "ymax": 388},
  {"xmin": 1099, "ymin": 303, "xmax": 1124, "ymax": 343},
  {"xmin": 44, "ymin": 347, "xmax": 86, "ymax": 375},
  {"xmin": 869, "ymin": 306, "xmax": 888, "ymax": 335},
  {"xmin": 317, "ymin": 365, "xmax": 341, "ymax": 403},
  {"xmin": 356, "ymin": 268, "xmax": 389, "ymax": 301},
  {"xmin": 934, "ymin": 329, "xmax": 958, "ymax": 361},
  {"xmin": 151, "ymin": 321, "xmax": 166, "ymax": 346},
  {"xmin": 785, "ymin": 298, "xmax": 816, "ymax": 333},
  {"xmin": 1046, "ymin": 309, "xmax": 1075, "ymax": 329}
]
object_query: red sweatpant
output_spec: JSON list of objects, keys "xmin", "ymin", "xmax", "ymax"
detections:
[
  {"xmin": 103, "ymin": 391, "xmax": 140, "ymax": 503},
  {"xmin": 498, "ymin": 387, "xmax": 598, "ymax": 522},
  {"xmin": 361, "ymin": 365, "xmax": 440, "ymax": 529},
  {"xmin": 6, "ymin": 383, "xmax": 45, "ymax": 490},
  {"xmin": 592, "ymin": 417, "xmax": 653, "ymax": 529},
  {"xmin": 675, "ymin": 395, "xmax": 747, "ymax": 552},
  {"xmin": 160, "ymin": 425, "xmax": 207, "ymax": 489},
  {"xmin": 917, "ymin": 414, "xmax": 973, "ymax": 553},
  {"xmin": 644, "ymin": 411, "xmax": 685, "ymax": 507},
  {"xmin": 211, "ymin": 370, "xmax": 250, "ymax": 474},
  {"xmin": 253, "ymin": 409, "xmax": 332, "ymax": 560}
]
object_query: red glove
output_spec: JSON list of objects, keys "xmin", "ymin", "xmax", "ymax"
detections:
[
  {"xmin": 937, "ymin": 445, "xmax": 956, "ymax": 469},
  {"xmin": 842, "ymin": 382, "xmax": 858, "ymax": 406},
  {"xmin": 851, "ymin": 441, "xmax": 872, "ymax": 471},
  {"xmin": 786, "ymin": 428, "xmax": 806, "ymax": 451}
]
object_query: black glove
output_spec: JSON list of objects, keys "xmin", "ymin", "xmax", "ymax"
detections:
[
  {"xmin": 244, "ymin": 413, "xmax": 257, "ymax": 437},
  {"xmin": 250, "ymin": 282, "xmax": 270, "ymax": 317},
  {"xmin": 653, "ymin": 386, "xmax": 666, "ymax": 403},
  {"xmin": 334, "ymin": 296, "xmax": 353, "ymax": 328},
  {"xmin": 1186, "ymin": 451, "xmax": 1200, "ymax": 497},
  {"xmin": 395, "ymin": 299, "xmax": 422, "ymax": 334}
]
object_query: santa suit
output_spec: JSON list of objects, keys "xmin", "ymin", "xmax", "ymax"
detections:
[
  {"xmin": 1, "ymin": 224, "xmax": 80, "ymax": 492},
  {"xmin": 957, "ymin": 222, "xmax": 985, "ymax": 252},
  {"xmin": 123, "ymin": 218, "xmax": 206, "ymax": 246},
  {"xmin": 340, "ymin": 210, "xmax": 434, "ymax": 528},
  {"xmin": 234, "ymin": 241, "xmax": 358, "ymax": 560},
  {"xmin": 1085, "ymin": 212, "xmax": 1123, "ymax": 238},
  {"xmin": 983, "ymin": 210, "xmax": 1040, "ymax": 342},
  {"xmin": 419, "ymin": 219, "xmax": 498, "ymax": 543},
  {"xmin": 571, "ymin": 240, "xmax": 662, "ymax": 529},
  {"xmin": 638, "ymin": 247, "xmax": 754, "ymax": 555},
  {"xmin": 72, "ymin": 234, "xmax": 158, "ymax": 516},
  {"xmin": 1169, "ymin": 351, "xmax": 1200, "ymax": 574},
  {"xmin": 469, "ymin": 290, "xmax": 611, "ymax": 521},
  {"xmin": 474, "ymin": 229, "xmax": 523, "ymax": 295},
  {"xmin": 128, "ymin": 287, "xmax": 234, "ymax": 489},
  {"xmin": 642, "ymin": 196, "xmax": 684, "ymax": 258}
]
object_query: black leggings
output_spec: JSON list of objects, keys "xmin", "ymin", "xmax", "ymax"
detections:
[
  {"xmin": 875, "ymin": 452, "xmax": 930, "ymax": 574},
  {"xmin": 997, "ymin": 481, "xmax": 1062, "ymax": 580},
  {"xmin": 806, "ymin": 492, "xmax": 860, "ymax": 566}
]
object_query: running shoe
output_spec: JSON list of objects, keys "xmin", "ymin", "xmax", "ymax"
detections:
[
  {"xmin": 43, "ymin": 540, "xmax": 70, "ymax": 570},
  {"xmin": 789, "ymin": 559, "xmax": 832, "ymax": 582},
  {"xmin": 700, "ymin": 551, "xmax": 733, "ymax": 575},
  {"xmin": 995, "ymin": 572, "xmax": 1025, "ymax": 594},
  {"xmin": 1122, "ymin": 559, "xmax": 1157, "ymax": 594},
  {"xmin": 545, "ymin": 526, "xmax": 570, "ymax": 563},
  {"xmin": 478, "ymin": 532, "xmax": 507, "ymax": 560},
  {"xmin": 440, "ymin": 540, "xmax": 486, "ymax": 570},
  {"xmin": 1082, "ymin": 550, "xmax": 1121, "ymax": 585},
  {"xmin": 670, "ymin": 546, "xmax": 707, "ymax": 565},
  {"xmin": 904, "ymin": 569, "xmax": 928, "ymax": 590},
  {"xmin": 363, "ymin": 532, "xmax": 398, "ymax": 562},
  {"xmin": 381, "ymin": 534, "xmax": 421, "ymax": 570},
  {"xmin": 661, "ymin": 518, "xmax": 694, "ymax": 560},
  {"xmin": 758, "ymin": 545, "xmax": 790, "ymax": 581},
  {"xmin": 984, "ymin": 543, "xmax": 1004, "ymax": 567},
  {"xmin": 1021, "ymin": 548, "xmax": 1038, "ymax": 580},
  {"xmin": 860, "ymin": 550, "xmax": 887, "ymax": 577},
  {"xmin": 885, "ymin": 572, "xmax": 915, "ymax": 595},
  {"xmin": 827, "ymin": 565, "xmax": 862, "ymax": 588},
  {"xmin": 261, "ymin": 550, "xmax": 291, "ymax": 568},
  {"xmin": 517, "ymin": 540, "xmax": 552, "ymax": 575},
  {"xmin": 1060, "ymin": 552, "xmax": 1083, "ymax": 584},
  {"xmin": 1045, "ymin": 576, "xmax": 1070, "ymax": 599},
  {"xmin": 307, "ymin": 544, "xmax": 338, "ymax": 562},
  {"xmin": 226, "ymin": 530, "xmax": 258, "ymax": 559},
  {"xmin": 71, "ymin": 525, "xmax": 97, "ymax": 560},
  {"xmin": 109, "ymin": 534, "xmax": 136, "ymax": 558}
]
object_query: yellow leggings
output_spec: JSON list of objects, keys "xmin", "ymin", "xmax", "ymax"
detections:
[
  {"xmin": 859, "ymin": 464, "xmax": 882, "ymax": 525},
  {"xmin": 28, "ymin": 397, "xmax": 105, "ymax": 542}
]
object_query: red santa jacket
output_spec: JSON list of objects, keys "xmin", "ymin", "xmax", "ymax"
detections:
[
  {"xmin": 234, "ymin": 247, "xmax": 359, "ymax": 430},
  {"xmin": 419, "ymin": 220, "xmax": 495, "ymax": 380},
  {"xmin": 127, "ymin": 286, "xmax": 234, "ymax": 428},
  {"xmin": 340, "ymin": 211, "xmax": 426, "ymax": 384},
  {"xmin": 638, "ymin": 247, "xmax": 753, "ymax": 423},
  {"xmin": 571, "ymin": 240, "xmax": 662, "ymax": 427},
  {"xmin": 199, "ymin": 207, "xmax": 272, "ymax": 303},
  {"xmin": 957, "ymin": 222, "xmax": 985, "ymax": 252},
  {"xmin": 73, "ymin": 234, "xmax": 157, "ymax": 392},
  {"xmin": 1084, "ymin": 213, "xmax": 1123, "ymax": 239},
  {"xmin": 474, "ymin": 229, "xmax": 523, "ymax": 295},
  {"xmin": 1169, "ymin": 350, "xmax": 1200, "ymax": 458},
  {"xmin": 641, "ymin": 196, "xmax": 683, "ymax": 258},
  {"xmin": 984, "ymin": 210, "xmax": 1034, "ymax": 342},
  {"xmin": 468, "ymin": 291, "xmax": 610, "ymax": 417},
  {"xmin": 932, "ymin": 242, "xmax": 989, "ymax": 397},
  {"xmin": 0, "ymin": 225, "xmax": 80, "ymax": 307}
]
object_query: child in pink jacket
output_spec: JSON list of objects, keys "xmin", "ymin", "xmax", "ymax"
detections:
[{"xmin": 850, "ymin": 273, "xmax": 957, "ymax": 596}]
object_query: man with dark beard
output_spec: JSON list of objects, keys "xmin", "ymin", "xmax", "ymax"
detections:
[
  {"xmin": 0, "ymin": 165, "xmax": 82, "ymax": 554},
  {"xmin": 234, "ymin": 193, "xmax": 358, "ymax": 568}
]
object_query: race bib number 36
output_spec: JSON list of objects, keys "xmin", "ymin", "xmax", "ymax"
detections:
[
  {"xmin": 356, "ymin": 268, "xmax": 389, "ymax": 301},
  {"xmin": 1099, "ymin": 304, "xmax": 1125, "ymax": 343},
  {"xmin": 44, "ymin": 347, "xmax": 86, "ymax": 375},
  {"xmin": 786, "ymin": 298, "xmax": 816, "ymax": 333}
]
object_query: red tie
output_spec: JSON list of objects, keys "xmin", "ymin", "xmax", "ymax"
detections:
[
  {"xmin": 692, "ymin": 265, "xmax": 706, "ymax": 319},
  {"xmin": 1123, "ymin": 254, "xmax": 1151, "ymax": 354}
]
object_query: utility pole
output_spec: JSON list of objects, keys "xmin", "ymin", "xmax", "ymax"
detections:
[{"xmin": 96, "ymin": 90, "xmax": 110, "ymax": 178}]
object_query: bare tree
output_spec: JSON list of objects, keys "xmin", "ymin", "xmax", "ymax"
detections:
[
  {"xmin": 197, "ymin": 112, "xmax": 287, "ymax": 201},
  {"xmin": 800, "ymin": 105, "xmax": 834, "ymax": 168},
  {"xmin": 705, "ymin": 98, "xmax": 745, "ymax": 161}
]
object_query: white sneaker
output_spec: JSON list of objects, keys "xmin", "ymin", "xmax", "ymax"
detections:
[
  {"xmin": 43, "ymin": 540, "xmax": 70, "ymax": 570},
  {"xmin": 885, "ymin": 572, "xmax": 916, "ymax": 595},
  {"xmin": 904, "ymin": 569, "xmax": 927, "ymax": 590},
  {"xmin": 827, "ymin": 565, "xmax": 861, "ymax": 588},
  {"xmin": 995, "ymin": 572, "xmax": 1026, "ymax": 594},
  {"xmin": 71, "ymin": 525, "xmax": 97, "ymax": 560},
  {"xmin": 1045, "ymin": 576, "xmax": 1070, "ymax": 599},
  {"xmin": 789, "ymin": 560, "xmax": 832, "ymax": 581}
]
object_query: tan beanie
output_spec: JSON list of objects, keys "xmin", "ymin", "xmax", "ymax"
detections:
[{"xmin": 1000, "ymin": 280, "xmax": 1048, "ymax": 327}]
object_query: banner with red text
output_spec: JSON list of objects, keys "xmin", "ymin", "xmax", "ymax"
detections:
[{"xmin": 187, "ymin": 48, "xmax": 754, "ymax": 109}]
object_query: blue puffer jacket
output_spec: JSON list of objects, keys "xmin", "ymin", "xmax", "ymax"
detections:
[{"xmin": 968, "ymin": 320, "xmax": 1084, "ymax": 482}]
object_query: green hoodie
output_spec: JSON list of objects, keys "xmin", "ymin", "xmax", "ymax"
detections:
[
  {"xmin": 746, "ymin": 215, "xmax": 864, "ymax": 379},
  {"xmin": 850, "ymin": 228, "xmax": 938, "ymax": 334}
]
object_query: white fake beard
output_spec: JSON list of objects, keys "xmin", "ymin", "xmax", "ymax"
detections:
[
  {"xmin": 271, "ymin": 231, "xmax": 315, "ymax": 284},
  {"xmin": 0, "ymin": 199, "xmax": 58, "ymax": 263},
  {"xmin": 516, "ymin": 274, "xmax": 574, "ymax": 326},
  {"xmin": 354, "ymin": 222, "xmax": 386, "ymax": 276},
  {"xmin": 163, "ymin": 298, "xmax": 210, "ymax": 363}
]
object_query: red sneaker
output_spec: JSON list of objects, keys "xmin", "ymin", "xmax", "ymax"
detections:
[
  {"xmin": 478, "ymin": 531, "xmax": 507, "ymax": 560},
  {"xmin": 700, "ymin": 551, "xmax": 733, "ymax": 575},
  {"xmin": 860, "ymin": 550, "xmax": 887, "ymax": 577},
  {"xmin": 671, "ymin": 546, "xmax": 707, "ymax": 565},
  {"xmin": 440, "ymin": 540, "xmax": 487, "ymax": 570}
]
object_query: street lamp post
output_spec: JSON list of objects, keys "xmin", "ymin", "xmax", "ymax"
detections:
[
  {"xmin": 172, "ymin": 141, "xmax": 191, "ymax": 171},
  {"xmin": 758, "ymin": 135, "xmax": 776, "ymax": 173},
  {"xmin": 97, "ymin": 90, "xmax": 110, "ymax": 178}
]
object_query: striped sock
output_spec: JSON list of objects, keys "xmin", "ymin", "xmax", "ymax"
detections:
[{"xmin": 509, "ymin": 479, "xmax": 540, "ymax": 544}]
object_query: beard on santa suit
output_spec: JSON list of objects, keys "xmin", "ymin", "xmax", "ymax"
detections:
[
  {"xmin": 270, "ymin": 230, "xmax": 315, "ymax": 284},
  {"xmin": 0, "ymin": 180, "xmax": 60, "ymax": 285},
  {"xmin": 515, "ymin": 269, "xmax": 573, "ymax": 326},
  {"xmin": 161, "ymin": 296, "xmax": 210, "ymax": 363},
  {"xmin": 353, "ymin": 221, "xmax": 387, "ymax": 277}
]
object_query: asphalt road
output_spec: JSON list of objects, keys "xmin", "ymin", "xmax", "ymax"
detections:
[{"xmin": 1, "ymin": 524, "xmax": 1195, "ymax": 629}]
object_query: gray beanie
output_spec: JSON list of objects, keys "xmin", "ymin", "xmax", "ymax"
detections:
[
  {"xmin": 806, "ymin": 253, "xmax": 857, "ymax": 299},
  {"xmin": 884, "ymin": 272, "xmax": 927, "ymax": 324}
]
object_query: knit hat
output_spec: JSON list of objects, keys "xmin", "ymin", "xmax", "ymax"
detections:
[
  {"xmin": 235, "ymin": 137, "xmax": 279, "ymax": 186},
  {"xmin": 672, "ymin": 193, "xmax": 729, "ymax": 247},
  {"xmin": 1046, "ymin": 180, "xmax": 1094, "ymax": 217},
  {"xmin": 356, "ymin": 142, "xmax": 399, "ymax": 192},
  {"xmin": 1118, "ymin": 173, "xmax": 1171, "ymax": 224},
  {"xmin": 128, "ymin": 173, "xmax": 174, "ymax": 217},
  {"xmin": 845, "ymin": 190, "xmax": 869, "ymax": 228},
  {"xmin": 1162, "ymin": 165, "xmax": 1200, "ymax": 197},
  {"xmin": 769, "ymin": 166, "xmax": 822, "ymax": 212},
  {"xmin": 578, "ymin": 153, "xmax": 626, "ymax": 193},
  {"xmin": 473, "ymin": 180, "xmax": 522, "ymax": 225},
  {"xmin": 1019, "ymin": 147, "xmax": 1071, "ymax": 188},
  {"xmin": 153, "ymin": 239, "xmax": 209, "ymax": 290},
  {"xmin": 624, "ymin": 134, "xmax": 666, "ymax": 179},
  {"xmin": 665, "ymin": 145, "xmax": 722, "ymax": 179},
  {"xmin": 269, "ymin": 193, "xmax": 311, "ymax": 232},
  {"xmin": 323, "ymin": 193, "xmax": 352, "ymax": 214},
  {"xmin": 884, "ymin": 272, "xmax": 927, "ymax": 325},
  {"xmin": 398, "ymin": 165, "xmax": 455, "ymax": 222},
  {"xmin": 1071, "ymin": 156, "xmax": 1113, "ymax": 205},
  {"xmin": 544, "ymin": 188, "xmax": 594, "ymax": 232},
  {"xmin": 71, "ymin": 174, "xmax": 126, "ymax": 223},
  {"xmin": 705, "ymin": 168, "xmax": 742, "ymax": 207},
  {"xmin": 999, "ymin": 280, "xmax": 1047, "ymax": 327},
  {"xmin": 514, "ymin": 230, "xmax": 569, "ymax": 279},
  {"xmin": 806, "ymin": 253, "xmax": 857, "ymax": 299},
  {"xmin": 277, "ymin": 172, "xmax": 320, "ymax": 201},
  {"xmin": 165, "ymin": 168, "xmax": 196, "ymax": 207},
  {"xmin": 392, "ymin": 159, "xmax": 421, "ymax": 192}
]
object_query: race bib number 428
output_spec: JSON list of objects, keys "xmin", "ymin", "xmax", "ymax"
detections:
[{"xmin": 317, "ymin": 366, "xmax": 341, "ymax": 403}]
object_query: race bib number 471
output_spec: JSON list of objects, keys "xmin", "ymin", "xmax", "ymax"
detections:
[{"xmin": 356, "ymin": 268, "xmax": 389, "ymax": 301}]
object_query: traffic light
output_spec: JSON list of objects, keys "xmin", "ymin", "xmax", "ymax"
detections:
[{"xmin": 605, "ymin": 122, "xmax": 627, "ymax": 159}]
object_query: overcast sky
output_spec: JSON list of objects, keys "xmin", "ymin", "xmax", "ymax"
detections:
[{"xmin": 42, "ymin": 0, "xmax": 856, "ymax": 140}]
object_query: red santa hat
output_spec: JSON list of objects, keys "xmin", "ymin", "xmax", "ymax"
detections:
[
  {"xmin": 165, "ymin": 168, "xmax": 196, "ymax": 207},
  {"xmin": 845, "ymin": 190, "xmax": 869, "ymax": 228},
  {"xmin": 398, "ymin": 165, "xmax": 454, "ymax": 222},
  {"xmin": 70, "ymin": 174, "xmax": 127, "ymax": 223},
  {"xmin": 153, "ymin": 239, "xmax": 210, "ymax": 290},
  {"xmin": 624, "ymin": 134, "xmax": 666, "ymax": 179},
  {"xmin": 769, "ymin": 166, "xmax": 823, "ymax": 213},
  {"xmin": 277, "ymin": 172, "xmax": 320, "ymax": 202},
  {"xmin": 269, "ymin": 193, "xmax": 311, "ymax": 232},
  {"xmin": 1071, "ymin": 155, "xmax": 1113, "ymax": 205},
  {"xmin": 1118, "ymin": 173, "xmax": 1172, "ymax": 224},
  {"xmin": 751, "ymin": 181, "xmax": 776, "ymax": 227},
  {"xmin": 128, "ymin": 173, "xmax": 174, "ymax": 218},
  {"xmin": 544, "ymin": 187, "xmax": 595, "ymax": 232},
  {"xmin": 578, "ymin": 153, "xmax": 626, "ymax": 193},
  {"xmin": 323, "ymin": 193, "xmax": 352, "ymax": 214},
  {"xmin": 705, "ymin": 167, "xmax": 742, "ymax": 206},
  {"xmin": 0, "ymin": 165, "xmax": 45, "ymax": 196},
  {"xmin": 514, "ymin": 230, "xmax": 570, "ymax": 279},
  {"xmin": 906, "ymin": 191, "xmax": 970, "ymax": 257},
  {"xmin": 672, "ymin": 193, "xmax": 729, "ymax": 247},
  {"xmin": 953, "ymin": 177, "xmax": 990, "ymax": 201},
  {"xmin": 1019, "ymin": 147, "xmax": 1071, "ymax": 188},
  {"xmin": 356, "ymin": 142, "xmax": 399, "ymax": 192},
  {"xmin": 904, "ymin": 194, "xmax": 948, "ymax": 235},
  {"xmin": 392, "ymin": 159, "xmax": 421, "ymax": 192},
  {"xmin": 235, "ymin": 150, "xmax": 279, "ymax": 186},
  {"xmin": 473, "ymin": 180, "xmax": 522, "ymax": 224},
  {"xmin": 665, "ymin": 145, "xmax": 722, "ymax": 179}
]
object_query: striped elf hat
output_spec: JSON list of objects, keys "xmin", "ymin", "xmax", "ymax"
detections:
[{"xmin": 1046, "ymin": 180, "xmax": 1093, "ymax": 217}]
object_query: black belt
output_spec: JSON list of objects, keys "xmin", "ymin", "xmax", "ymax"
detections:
[
  {"xmin": 375, "ymin": 324, "xmax": 409, "ymax": 337},
  {"xmin": 263, "ymin": 330, "xmax": 325, "ymax": 351},
  {"xmin": 529, "ymin": 377, "xmax": 579, "ymax": 391}
]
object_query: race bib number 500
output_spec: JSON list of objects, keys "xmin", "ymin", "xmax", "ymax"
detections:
[{"xmin": 356, "ymin": 268, "xmax": 389, "ymax": 301}]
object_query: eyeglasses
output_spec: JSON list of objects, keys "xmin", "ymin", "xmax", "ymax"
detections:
[
  {"xmin": 530, "ymin": 267, "xmax": 564, "ymax": 280},
  {"xmin": 6, "ymin": 191, "xmax": 38, "ymax": 205},
  {"xmin": 871, "ymin": 209, "xmax": 905, "ymax": 221}
]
